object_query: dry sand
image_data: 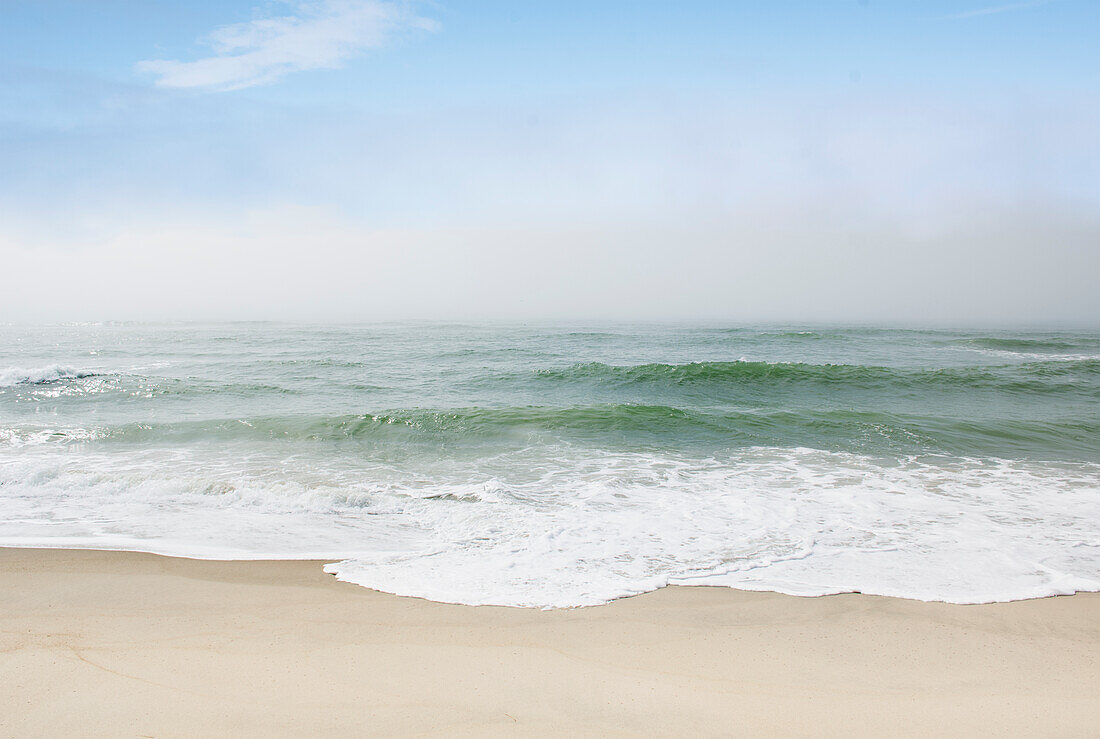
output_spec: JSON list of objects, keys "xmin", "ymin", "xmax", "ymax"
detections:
[{"xmin": 1, "ymin": 547, "xmax": 1097, "ymax": 737}]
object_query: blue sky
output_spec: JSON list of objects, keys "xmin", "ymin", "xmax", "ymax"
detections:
[{"xmin": 1, "ymin": 1, "xmax": 1098, "ymax": 322}]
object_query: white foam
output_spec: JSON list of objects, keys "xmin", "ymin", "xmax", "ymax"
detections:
[
  {"xmin": 963, "ymin": 349, "xmax": 1100, "ymax": 363},
  {"xmin": 1, "ymin": 445, "xmax": 1097, "ymax": 607},
  {"xmin": 0, "ymin": 364, "xmax": 93, "ymax": 387}
]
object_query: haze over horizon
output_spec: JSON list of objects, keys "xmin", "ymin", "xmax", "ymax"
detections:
[{"xmin": 2, "ymin": 0, "xmax": 1097, "ymax": 324}]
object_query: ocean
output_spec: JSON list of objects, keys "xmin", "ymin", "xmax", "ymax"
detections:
[{"xmin": 1, "ymin": 322, "xmax": 1098, "ymax": 607}]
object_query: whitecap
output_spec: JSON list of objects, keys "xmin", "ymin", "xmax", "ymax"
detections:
[{"xmin": 0, "ymin": 364, "xmax": 95, "ymax": 387}]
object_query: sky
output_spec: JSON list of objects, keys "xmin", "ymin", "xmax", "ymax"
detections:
[{"xmin": 1, "ymin": 0, "xmax": 1098, "ymax": 324}]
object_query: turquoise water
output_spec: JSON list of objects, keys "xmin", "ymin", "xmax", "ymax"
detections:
[{"xmin": 1, "ymin": 323, "xmax": 1098, "ymax": 606}]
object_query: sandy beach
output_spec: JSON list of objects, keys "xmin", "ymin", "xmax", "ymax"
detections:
[{"xmin": 0, "ymin": 548, "xmax": 1096, "ymax": 736}]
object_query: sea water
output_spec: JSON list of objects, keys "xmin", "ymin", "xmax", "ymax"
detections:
[{"xmin": 1, "ymin": 323, "xmax": 1097, "ymax": 607}]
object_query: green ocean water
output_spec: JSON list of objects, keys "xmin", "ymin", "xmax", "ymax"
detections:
[{"xmin": 1, "ymin": 323, "xmax": 1098, "ymax": 606}]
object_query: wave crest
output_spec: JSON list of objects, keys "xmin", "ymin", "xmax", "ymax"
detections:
[
  {"xmin": 0, "ymin": 365, "xmax": 96, "ymax": 388},
  {"xmin": 960, "ymin": 337, "xmax": 1097, "ymax": 352},
  {"xmin": 530, "ymin": 359, "xmax": 1100, "ymax": 392}
]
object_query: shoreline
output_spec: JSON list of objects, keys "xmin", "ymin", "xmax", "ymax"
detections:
[
  {"xmin": 4, "ymin": 542, "xmax": 1094, "ymax": 608},
  {"xmin": 2, "ymin": 547, "xmax": 1098, "ymax": 736}
]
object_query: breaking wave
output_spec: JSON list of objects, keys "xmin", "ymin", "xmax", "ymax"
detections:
[{"xmin": 0, "ymin": 365, "xmax": 96, "ymax": 387}]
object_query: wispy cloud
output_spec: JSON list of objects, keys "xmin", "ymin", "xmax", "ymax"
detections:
[
  {"xmin": 945, "ymin": 0, "xmax": 1054, "ymax": 20},
  {"xmin": 136, "ymin": 0, "xmax": 436, "ymax": 91}
]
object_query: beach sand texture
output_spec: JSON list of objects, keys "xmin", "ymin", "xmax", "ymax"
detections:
[{"xmin": 2, "ymin": 548, "xmax": 1097, "ymax": 737}]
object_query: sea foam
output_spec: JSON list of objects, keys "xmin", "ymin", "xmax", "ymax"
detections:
[
  {"xmin": 1, "ymin": 444, "xmax": 1096, "ymax": 608},
  {"xmin": 0, "ymin": 364, "xmax": 93, "ymax": 387}
]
